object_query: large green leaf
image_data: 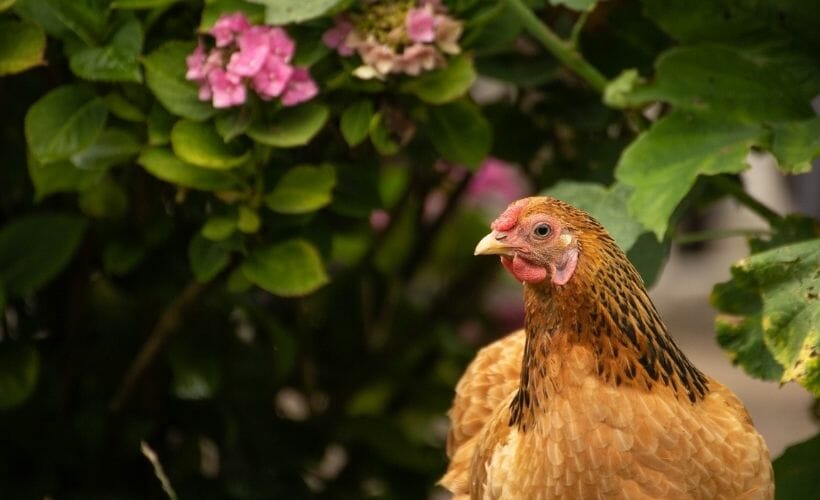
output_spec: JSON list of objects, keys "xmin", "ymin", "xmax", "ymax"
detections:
[
  {"xmin": 249, "ymin": 0, "xmax": 340, "ymax": 24},
  {"xmin": 69, "ymin": 16, "xmax": 143, "ymax": 83},
  {"xmin": 547, "ymin": 0, "xmax": 597, "ymax": 11},
  {"xmin": 200, "ymin": 0, "xmax": 265, "ymax": 29},
  {"xmin": 70, "ymin": 128, "xmax": 142, "ymax": 171},
  {"xmin": 171, "ymin": 119, "xmax": 250, "ymax": 169},
  {"xmin": 265, "ymin": 164, "xmax": 336, "ymax": 214},
  {"xmin": 247, "ymin": 103, "xmax": 329, "ymax": 148},
  {"xmin": 712, "ymin": 239, "xmax": 820, "ymax": 395},
  {"xmin": 400, "ymin": 55, "xmax": 476, "ymax": 105},
  {"xmin": 0, "ymin": 18, "xmax": 45, "ymax": 75},
  {"xmin": 28, "ymin": 157, "xmax": 104, "ymax": 201},
  {"xmin": 339, "ymin": 100, "xmax": 373, "ymax": 147},
  {"xmin": 0, "ymin": 343, "xmax": 39, "ymax": 410},
  {"xmin": 615, "ymin": 111, "xmax": 764, "ymax": 238},
  {"xmin": 544, "ymin": 181, "xmax": 643, "ymax": 251},
  {"xmin": 14, "ymin": 0, "xmax": 109, "ymax": 45},
  {"xmin": 25, "ymin": 85, "xmax": 108, "ymax": 163},
  {"xmin": 773, "ymin": 432, "xmax": 820, "ymax": 499},
  {"xmin": 426, "ymin": 100, "xmax": 492, "ymax": 169},
  {"xmin": 0, "ymin": 214, "xmax": 87, "ymax": 296},
  {"xmin": 111, "ymin": 0, "xmax": 180, "ymax": 8},
  {"xmin": 242, "ymin": 239, "xmax": 329, "ymax": 297},
  {"xmin": 143, "ymin": 41, "xmax": 216, "ymax": 121},
  {"xmin": 138, "ymin": 147, "xmax": 242, "ymax": 191},
  {"xmin": 625, "ymin": 44, "xmax": 812, "ymax": 122},
  {"xmin": 771, "ymin": 117, "xmax": 820, "ymax": 174}
]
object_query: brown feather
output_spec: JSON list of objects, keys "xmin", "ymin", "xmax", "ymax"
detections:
[{"xmin": 440, "ymin": 197, "xmax": 773, "ymax": 499}]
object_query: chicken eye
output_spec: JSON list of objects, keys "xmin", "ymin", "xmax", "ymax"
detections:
[{"xmin": 533, "ymin": 223, "xmax": 552, "ymax": 238}]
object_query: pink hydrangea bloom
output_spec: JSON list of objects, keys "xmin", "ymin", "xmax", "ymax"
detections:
[
  {"xmin": 467, "ymin": 158, "xmax": 531, "ymax": 204},
  {"xmin": 185, "ymin": 42, "xmax": 207, "ymax": 81},
  {"xmin": 227, "ymin": 26, "xmax": 271, "ymax": 76},
  {"xmin": 369, "ymin": 209, "xmax": 390, "ymax": 231},
  {"xmin": 252, "ymin": 55, "xmax": 294, "ymax": 99},
  {"xmin": 267, "ymin": 27, "xmax": 295, "ymax": 63},
  {"xmin": 281, "ymin": 67, "xmax": 318, "ymax": 107},
  {"xmin": 322, "ymin": 17, "xmax": 354, "ymax": 56},
  {"xmin": 209, "ymin": 68, "xmax": 246, "ymax": 108},
  {"xmin": 210, "ymin": 12, "xmax": 251, "ymax": 47},
  {"xmin": 400, "ymin": 43, "xmax": 440, "ymax": 75},
  {"xmin": 406, "ymin": 6, "xmax": 437, "ymax": 43}
]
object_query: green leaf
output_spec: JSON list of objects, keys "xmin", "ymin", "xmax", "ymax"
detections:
[
  {"xmin": 368, "ymin": 112, "xmax": 399, "ymax": 156},
  {"xmin": 548, "ymin": 0, "xmax": 597, "ymax": 11},
  {"xmin": 340, "ymin": 100, "xmax": 373, "ymax": 147},
  {"xmin": 111, "ymin": 0, "xmax": 180, "ymax": 8},
  {"xmin": 69, "ymin": 16, "xmax": 143, "ymax": 82},
  {"xmin": 147, "ymin": 103, "xmax": 174, "ymax": 145},
  {"xmin": 625, "ymin": 45, "xmax": 813, "ymax": 122},
  {"xmin": 615, "ymin": 111, "xmax": 764, "ymax": 238},
  {"xmin": 25, "ymin": 84, "xmax": 108, "ymax": 163},
  {"xmin": 603, "ymin": 68, "xmax": 642, "ymax": 109},
  {"xmin": 0, "ymin": 214, "xmax": 87, "ymax": 295},
  {"xmin": 143, "ymin": 41, "xmax": 216, "ymax": 121},
  {"xmin": 200, "ymin": 0, "xmax": 264, "ymax": 29},
  {"xmin": 713, "ymin": 239, "xmax": 820, "ymax": 394},
  {"xmin": 70, "ymin": 128, "xmax": 142, "ymax": 171},
  {"xmin": 400, "ymin": 55, "xmax": 476, "ymax": 105},
  {"xmin": 248, "ymin": 103, "xmax": 329, "ymax": 148},
  {"xmin": 28, "ymin": 157, "xmax": 104, "ymax": 201},
  {"xmin": 0, "ymin": 343, "xmax": 39, "ymax": 409},
  {"xmin": 138, "ymin": 147, "xmax": 242, "ymax": 191},
  {"xmin": 201, "ymin": 216, "xmax": 237, "ymax": 241},
  {"xmin": 171, "ymin": 119, "xmax": 250, "ymax": 169},
  {"xmin": 14, "ymin": 0, "xmax": 109, "ymax": 46},
  {"xmin": 0, "ymin": 0, "xmax": 15, "ymax": 13},
  {"xmin": 242, "ymin": 239, "xmax": 329, "ymax": 297},
  {"xmin": 544, "ymin": 181, "xmax": 643, "ymax": 251},
  {"xmin": 0, "ymin": 18, "xmax": 44, "ymax": 75},
  {"xmin": 79, "ymin": 177, "xmax": 128, "ymax": 219},
  {"xmin": 265, "ymin": 164, "xmax": 336, "ymax": 214},
  {"xmin": 427, "ymin": 100, "xmax": 492, "ymax": 169},
  {"xmin": 251, "ymin": 0, "xmax": 341, "ymax": 24},
  {"xmin": 475, "ymin": 54, "xmax": 556, "ymax": 86},
  {"xmin": 103, "ymin": 239, "xmax": 146, "ymax": 275},
  {"xmin": 626, "ymin": 232, "xmax": 670, "ymax": 288},
  {"xmin": 771, "ymin": 117, "xmax": 820, "ymax": 174},
  {"xmin": 237, "ymin": 206, "xmax": 261, "ymax": 234},
  {"xmin": 773, "ymin": 432, "xmax": 820, "ymax": 499},
  {"xmin": 215, "ymin": 107, "xmax": 254, "ymax": 142},
  {"xmin": 104, "ymin": 91, "xmax": 146, "ymax": 122},
  {"xmin": 189, "ymin": 233, "xmax": 230, "ymax": 282}
]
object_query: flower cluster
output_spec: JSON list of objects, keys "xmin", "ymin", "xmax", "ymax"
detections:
[
  {"xmin": 186, "ymin": 13, "xmax": 318, "ymax": 109},
  {"xmin": 322, "ymin": 0, "xmax": 463, "ymax": 80}
]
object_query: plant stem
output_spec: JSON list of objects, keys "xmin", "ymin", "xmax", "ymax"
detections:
[
  {"xmin": 504, "ymin": 0, "xmax": 608, "ymax": 93},
  {"xmin": 110, "ymin": 280, "xmax": 206, "ymax": 413},
  {"xmin": 674, "ymin": 228, "xmax": 771, "ymax": 245},
  {"xmin": 709, "ymin": 176, "xmax": 782, "ymax": 225},
  {"xmin": 569, "ymin": 11, "xmax": 589, "ymax": 49}
]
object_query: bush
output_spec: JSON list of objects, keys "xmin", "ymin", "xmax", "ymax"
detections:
[{"xmin": 0, "ymin": 0, "xmax": 817, "ymax": 498}]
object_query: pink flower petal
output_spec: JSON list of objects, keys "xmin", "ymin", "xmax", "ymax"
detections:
[
  {"xmin": 252, "ymin": 56, "xmax": 294, "ymax": 100},
  {"xmin": 209, "ymin": 68, "xmax": 246, "ymax": 108},
  {"xmin": 185, "ymin": 42, "xmax": 207, "ymax": 81},
  {"xmin": 322, "ymin": 17, "xmax": 354, "ymax": 56},
  {"xmin": 210, "ymin": 12, "xmax": 251, "ymax": 47},
  {"xmin": 467, "ymin": 158, "xmax": 531, "ymax": 204},
  {"xmin": 268, "ymin": 27, "xmax": 295, "ymax": 63},
  {"xmin": 406, "ymin": 6, "xmax": 436, "ymax": 43},
  {"xmin": 281, "ymin": 67, "xmax": 318, "ymax": 106},
  {"xmin": 227, "ymin": 26, "xmax": 271, "ymax": 76}
]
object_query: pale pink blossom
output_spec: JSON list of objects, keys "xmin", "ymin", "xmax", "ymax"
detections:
[
  {"xmin": 406, "ymin": 6, "xmax": 437, "ymax": 43},
  {"xmin": 369, "ymin": 209, "xmax": 390, "ymax": 231},
  {"xmin": 434, "ymin": 15, "xmax": 463, "ymax": 54},
  {"xmin": 360, "ymin": 43, "xmax": 398, "ymax": 75},
  {"xmin": 210, "ymin": 12, "xmax": 251, "ymax": 48},
  {"xmin": 185, "ymin": 42, "xmax": 207, "ymax": 81},
  {"xmin": 268, "ymin": 27, "xmax": 295, "ymax": 63},
  {"xmin": 209, "ymin": 68, "xmax": 246, "ymax": 108},
  {"xmin": 252, "ymin": 55, "xmax": 294, "ymax": 99},
  {"xmin": 281, "ymin": 67, "xmax": 318, "ymax": 106},
  {"xmin": 400, "ymin": 43, "xmax": 441, "ymax": 75},
  {"xmin": 322, "ymin": 17, "xmax": 354, "ymax": 56},
  {"xmin": 227, "ymin": 26, "xmax": 271, "ymax": 76},
  {"xmin": 467, "ymin": 158, "xmax": 531, "ymax": 204}
]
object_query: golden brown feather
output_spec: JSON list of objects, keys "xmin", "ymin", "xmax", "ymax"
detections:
[{"xmin": 440, "ymin": 196, "xmax": 773, "ymax": 499}]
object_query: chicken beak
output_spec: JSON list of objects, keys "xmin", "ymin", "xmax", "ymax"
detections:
[{"xmin": 474, "ymin": 231, "xmax": 515, "ymax": 256}]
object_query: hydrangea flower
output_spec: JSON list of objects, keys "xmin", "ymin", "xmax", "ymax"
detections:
[
  {"xmin": 323, "ymin": 1, "xmax": 463, "ymax": 80},
  {"xmin": 186, "ymin": 12, "xmax": 317, "ymax": 109}
]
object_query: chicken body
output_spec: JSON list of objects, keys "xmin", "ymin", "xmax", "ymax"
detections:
[{"xmin": 440, "ymin": 197, "xmax": 773, "ymax": 499}]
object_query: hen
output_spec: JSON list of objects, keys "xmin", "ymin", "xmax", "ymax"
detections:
[{"xmin": 440, "ymin": 197, "xmax": 773, "ymax": 499}]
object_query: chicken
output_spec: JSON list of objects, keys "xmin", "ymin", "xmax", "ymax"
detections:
[{"xmin": 440, "ymin": 197, "xmax": 773, "ymax": 499}]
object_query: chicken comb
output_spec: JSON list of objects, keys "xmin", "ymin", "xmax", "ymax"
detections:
[{"xmin": 491, "ymin": 199, "xmax": 526, "ymax": 232}]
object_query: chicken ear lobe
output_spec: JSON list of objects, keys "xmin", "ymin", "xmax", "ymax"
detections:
[{"xmin": 550, "ymin": 247, "xmax": 579, "ymax": 286}]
